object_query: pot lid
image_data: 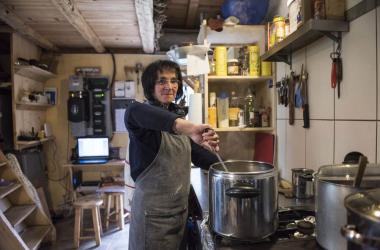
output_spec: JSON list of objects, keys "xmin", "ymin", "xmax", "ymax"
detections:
[
  {"xmin": 210, "ymin": 160, "xmax": 274, "ymax": 174},
  {"xmin": 345, "ymin": 188, "xmax": 380, "ymax": 223}
]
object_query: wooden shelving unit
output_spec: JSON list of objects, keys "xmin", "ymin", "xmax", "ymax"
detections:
[
  {"xmin": 262, "ymin": 19, "xmax": 349, "ymax": 65},
  {"xmin": 14, "ymin": 65, "xmax": 55, "ymax": 82},
  {"xmin": 215, "ymin": 127, "xmax": 273, "ymax": 132},
  {"xmin": 21, "ymin": 226, "xmax": 51, "ymax": 250},
  {"xmin": 4, "ymin": 205, "xmax": 36, "ymax": 227},
  {"xmin": 16, "ymin": 102, "xmax": 54, "ymax": 111},
  {"xmin": 16, "ymin": 136, "xmax": 55, "ymax": 150}
]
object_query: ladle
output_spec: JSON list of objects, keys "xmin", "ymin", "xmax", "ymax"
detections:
[
  {"xmin": 214, "ymin": 152, "xmax": 228, "ymax": 172},
  {"xmin": 353, "ymin": 155, "xmax": 368, "ymax": 188}
]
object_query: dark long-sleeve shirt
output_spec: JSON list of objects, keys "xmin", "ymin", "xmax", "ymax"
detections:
[{"xmin": 125, "ymin": 101, "xmax": 218, "ymax": 181}]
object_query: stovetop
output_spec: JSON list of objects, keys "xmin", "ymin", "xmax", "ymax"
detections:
[{"xmin": 200, "ymin": 208, "xmax": 320, "ymax": 250}]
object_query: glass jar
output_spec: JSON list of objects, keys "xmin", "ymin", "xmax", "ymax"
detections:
[
  {"xmin": 227, "ymin": 59, "xmax": 240, "ymax": 75},
  {"xmin": 273, "ymin": 16, "xmax": 285, "ymax": 43}
]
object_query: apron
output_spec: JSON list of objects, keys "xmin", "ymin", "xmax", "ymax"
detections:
[{"xmin": 129, "ymin": 131, "xmax": 191, "ymax": 250}]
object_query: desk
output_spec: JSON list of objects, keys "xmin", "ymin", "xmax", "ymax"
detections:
[{"xmin": 63, "ymin": 160, "xmax": 126, "ymax": 201}]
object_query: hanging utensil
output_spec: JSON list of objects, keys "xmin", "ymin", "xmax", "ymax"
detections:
[
  {"xmin": 353, "ymin": 155, "xmax": 368, "ymax": 188},
  {"xmin": 301, "ymin": 65, "xmax": 310, "ymax": 128}
]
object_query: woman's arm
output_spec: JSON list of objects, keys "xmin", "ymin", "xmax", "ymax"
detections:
[{"xmin": 125, "ymin": 102, "xmax": 180, "ymax": 132}]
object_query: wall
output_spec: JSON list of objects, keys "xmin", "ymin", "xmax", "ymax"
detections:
[
  {"xmin": 276, "ymin": 4, "xmax": 379, "ymax": 181},
  {"xmin": 44, "ymin": 53, "xmax": 166, "ymax": 211}
]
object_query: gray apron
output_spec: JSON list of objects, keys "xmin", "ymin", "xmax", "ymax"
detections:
[{"xmin": 129, "ymin": 131, "xmax": 191, "ymax": 250}]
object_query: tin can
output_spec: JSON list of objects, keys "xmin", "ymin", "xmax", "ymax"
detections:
[
  {"xmin": 261, "ymin": 61, "xmax": 272, "ymax": 76},
  {"xmin": 248, "ymin": 45, "xmax": 260, "ymax": 77},
  {"xmin": 214, "ymin": 46, "xmax": 227, "ymax": 76},
  {"xmin": 273, "ymin": 16, "xmax": 285, "ymax": 43}
]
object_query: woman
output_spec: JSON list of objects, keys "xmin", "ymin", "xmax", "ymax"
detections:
[{"xmin": 125, "ymin": 60, "xmax": 219, "ymax": 250}]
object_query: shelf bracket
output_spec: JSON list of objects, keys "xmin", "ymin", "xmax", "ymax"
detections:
[
  {"xmin": 320, "ymin": 31, "xmax": 342, "ymax": 43},
  {"xmin": 275, "ymin": 53, "xmax": 292, "ymax": 66}
]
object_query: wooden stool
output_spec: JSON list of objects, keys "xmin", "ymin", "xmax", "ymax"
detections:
[
  {"xmin": 73, "ymin": 196, "xmax": 103, "ymax": 248},
  {"xmin": 99, "ymin": 186, "xmax": 129, "ymax": 230}
]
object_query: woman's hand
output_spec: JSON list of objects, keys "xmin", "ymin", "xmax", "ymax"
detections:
[{"xmin": 173, "ymin": 119, "xmax": 219, "ymax": 152}]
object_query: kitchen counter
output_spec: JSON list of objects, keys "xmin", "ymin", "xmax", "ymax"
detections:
[{"xmin": 190, "ymin": 167, "xmax": 320, "ymax": 250}]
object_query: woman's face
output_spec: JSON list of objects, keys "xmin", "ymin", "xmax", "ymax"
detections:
[{"xmin": 153, "ymin": 70, "xmax": 179, "ymax": 105}]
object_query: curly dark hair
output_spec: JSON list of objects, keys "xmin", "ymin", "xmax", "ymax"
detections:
[{"xmin": 141, "ymin": 60, "xmax": 183, "ymax": 102}]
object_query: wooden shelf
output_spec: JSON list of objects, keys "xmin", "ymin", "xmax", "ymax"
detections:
[
  {"xmin": 16, "ymin": 102, "xmax": 54, "ymax": 111},
  {"xmin": 14, "ymin": 65, "xmax": 55, "ymax": 82},
  {"xmin": 207, "ymin": 75, "xmax": 272, "ymax": 83},
  {"xmin": 0, "ymin": 183, "xmax": 22, "ymax": 199},
  {"xmin": 262, "ymin": 19, "xmax": 349, "ymax": 64},
  {"xmin": 16, "ymin": 136, "xmax": 55, "ymax": 150},
  {"xmin": 20, "ymin": 226, "xmax": 51, "ymax": 250},
  {"xmin": 214, "ymin": 127, "xmax": 273, "ymax": 132},
  {"xmin": 4, "ymin": 204, "xmax": 36, "ymax": 227}
]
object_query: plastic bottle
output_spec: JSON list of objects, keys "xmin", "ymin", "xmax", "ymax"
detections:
[
  {"xmin": 244, "ymin": 88, "xmax": 255, "ymax": 127},
  {"xmin": 228, "ymin": 91, "xmax": 239, "ymax": 127},
  {"xmin": 217, "ymin": 92, "xmax": 229, "ymax": 128},
  {"xmin": 208, "ymin": 92, "xmax": 217, "ymax": 128}
]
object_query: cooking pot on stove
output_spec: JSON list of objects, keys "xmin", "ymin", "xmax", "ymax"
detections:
[
  {"xmin": 341, "ymin": 188, "xmax": 380, "ymax": 250},
  {"xmin": 314, "ymin": 164, "xmax": 380, "ymax": 250},
  {"xmin": 208, "ymin": 160, "xmax": 278, "ymax": 240}
]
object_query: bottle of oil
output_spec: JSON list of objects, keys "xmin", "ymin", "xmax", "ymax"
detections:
[
  {"xmin": 244, "ymin": 88, "xmax": 255, "ymax": 127},
  {"xmin": 229, "ymin": 91, "xmax": 239, "ymax": 127}
]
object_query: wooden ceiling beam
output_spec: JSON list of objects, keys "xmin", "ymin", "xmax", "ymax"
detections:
[
  {"xmin": 134, "ymin": 0, "xmax": 155, "ymax": 53},
  {"xmin": 50, "ymin": 0, "xmax": 105, "ymax": 53},
  {"xmin": 185, "ymin": 0, "xmax": 199, "ymax": 28},
  {"xmin": 0, "ymin": 2, "xmax": 58, "ymax": 51}
]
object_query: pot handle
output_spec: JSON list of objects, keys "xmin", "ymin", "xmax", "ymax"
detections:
[
  {"xmin": 341, "ymin": 224, "xmax": 380, "ymax": 248},
  {"xmin": 225, "ymin": 184, "xmax": 261, "ymax": 199}
]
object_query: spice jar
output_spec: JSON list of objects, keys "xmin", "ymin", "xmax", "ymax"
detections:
[
  {"xmin": 227, "ymin": 59, "xmax": 240, "ymax": 75},
  {"xmin": 273, "ymin": 16, "xmax": 285, "ymax": 43}
]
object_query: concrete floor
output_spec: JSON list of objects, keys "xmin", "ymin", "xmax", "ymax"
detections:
[{"xmin": 41, "ymin": 210, "xmax": 130, "ymax": 250}]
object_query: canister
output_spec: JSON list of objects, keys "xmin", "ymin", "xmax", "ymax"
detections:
[
  {"xmin": 248, "ymin": 45, "xmax": 260, "ymax": 77},
  {"xmin": 214, "ymin": 46, "xmax": 227, "ymax": 76},
  {"xmin": 273, "ymin": 16, "xmax": 285, "ymax": 43},
  {"xmin": 261, "ymin": 61, "xmax": 272, "ymax": 76},
  {"xmin": 291, "ymin": 168, "xmax": 314, "ymax": 199},
  {"xmin": 208, "ymin": 92, "xmax": 217, "ymax": 128}
]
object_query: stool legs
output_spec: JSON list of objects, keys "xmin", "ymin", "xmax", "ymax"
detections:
[
  {"xmin": 104, "ymin": 193, "xmax": 125, "ymax": 230},
  {"xmin": 105, "ymin": 195, "xmax": 112, "ymax": 230},
  {"xmin": 92, "ymin": 207, "xmax": 102, "ymax": 246},
  {"xmin": 118, "ymin": 194, "xmax": 125, "ymax": 230},
  {"xmin": 74, "ymin": 207, "xmax": 81, "ymax": 248}
]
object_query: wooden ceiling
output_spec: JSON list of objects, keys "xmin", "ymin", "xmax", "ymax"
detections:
[{"xmin": 0, "ymin": 0, "xmax": 224, "ymax": 53}]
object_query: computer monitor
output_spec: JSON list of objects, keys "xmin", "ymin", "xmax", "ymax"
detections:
[{"xmin": 77, "ymin": 137, "xmax": 109, "ymax": 164}]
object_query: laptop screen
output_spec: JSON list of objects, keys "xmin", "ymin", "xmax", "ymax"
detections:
[{"xmin": 78, "ymin": 137, "xmax": 109, "ymax": 158}]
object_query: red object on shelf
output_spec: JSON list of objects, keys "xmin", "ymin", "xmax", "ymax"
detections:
[{"xmin": 253, "ymin": 132, "xmax": 275, "ymax": 164}]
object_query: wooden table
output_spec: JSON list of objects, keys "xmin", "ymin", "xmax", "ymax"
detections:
[{"xmin": 63, "ymin": 160, "xmax": 126, "ymax": 201}]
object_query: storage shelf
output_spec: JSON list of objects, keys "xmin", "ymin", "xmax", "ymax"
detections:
[
  {"xmin": 14, "ymin": 65, "xmax": 55, "ymax": 82},
  {"xmin": 4, "ymin": 204, "xmax": 36, "ymax": 227},
  {"xmin": 20, "ymin": 226, "xmax": 51, "ymax": 250},
  {"xmin": 16, "ymin": 102, "xmax": 54, "ymax": 111},
  {"xmin": 207, "ymin": 75, "xmax": 272, "ymax": 82},
  {"xmin": 262, "ymin": 19, "xmax": 349, "ymax": 64},
  {"xmin": 214, "ymin": 127, "xmax": 273, "ymax": 132},
  {"xmin": 16, "ymin": 136, "xmax": 55, "ymax": 150},
  {"xmin": 0, "ymin": 183, "xmax": 21, "ymax": 199}
]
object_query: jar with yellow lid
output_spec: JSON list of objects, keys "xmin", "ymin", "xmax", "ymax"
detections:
[{"xmin": 273, "ymin": 16, "xmax": 285, "ymax": 43}]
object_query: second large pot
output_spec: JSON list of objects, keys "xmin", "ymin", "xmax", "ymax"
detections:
[
  {"xmin": 315, "ymin": 164, "xmax": 380, "ymax": 250},
  {"xmin": 209, "ymin": 160, "xmax": 278, "ymax": 240}
]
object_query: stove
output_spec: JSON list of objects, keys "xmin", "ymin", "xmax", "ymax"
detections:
[{"xmin": 198, "ymin": 208, "xmax": 320, "ymax": 250}]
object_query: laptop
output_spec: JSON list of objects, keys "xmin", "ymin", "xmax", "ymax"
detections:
[{"xmin": 76, "ymin": 137, "xmax": 109, "ymax": 164}]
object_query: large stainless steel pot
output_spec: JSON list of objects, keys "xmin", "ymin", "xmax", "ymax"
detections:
[
  {"xmin": 209, "ymin": 160, "xmax": 278, "ymax": 240},
  {"xmin": 341, "ymin": 188, "xmax": 380, "ymax": 250},
  {"xmin": 315, "ymin": 164, "xmax": 380, "ymax": 250}
]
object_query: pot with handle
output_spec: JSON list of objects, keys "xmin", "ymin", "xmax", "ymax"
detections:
[
  {"xmin": 315, "ymin": 163, "xmax": 380, "ymax": 250},
  {"xmin": 208, "ymin": 160, "xmax": 278, "ymax": 240},
  {"xmin": 341, "ymin": 188, "xmax": 380, "ymax": 250}
]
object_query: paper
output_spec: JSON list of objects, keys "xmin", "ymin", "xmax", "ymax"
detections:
[
  {"xmin": 188, "ymin": 93, "xmax": 203, "ymax": 124},
  {"xmin": 187, "ymin": 54, "xmax": 210, "ymax": 76},
  {"xmin": 115, "ymin": 109, "xmax": 127, "ymax": 132}
]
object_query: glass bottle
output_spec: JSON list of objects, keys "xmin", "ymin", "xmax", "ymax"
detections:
[
  {"xmin": 244, "ymin": 88, "xmax": 255, "ymax": 127},
  {"xmin": 229, "ymin": 91, "xmax": 239, "ymax": 127}
]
